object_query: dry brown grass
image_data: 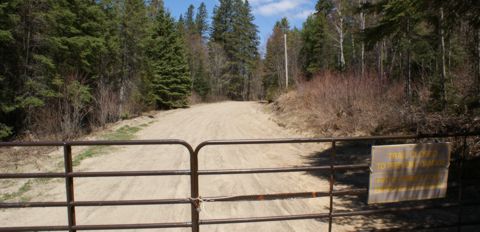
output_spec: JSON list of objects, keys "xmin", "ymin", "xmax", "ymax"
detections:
[{"xmin": 273, "ymin": 71, "xmax": 407, "ymax": 136}]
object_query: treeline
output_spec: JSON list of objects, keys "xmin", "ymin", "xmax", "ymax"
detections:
[
  {"xmin": 3, "ymin": 0, "xmax": 479, "ymax": 140},
  {"xmin": 0, "ymin": 0, "xmax": 190, "ymax": 139},
  {"xmin": 264, "ymin": 0, "xmax": 480, "ymax": 117},
  {"xmin": 0, "ymin": 0, "xmax": 260, "ymax": 140},
  {"xmin": 178, "ymin": 0, "xmax": 261, "ymax": 101}
]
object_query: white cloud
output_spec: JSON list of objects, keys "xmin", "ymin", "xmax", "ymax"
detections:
[
  {"xmin": 253, "ymin": 0, "xmax": 311, "ymax": 18},
  {"xmin": 292, "ymin": 9, "xmax": 314, "ymax": 19},
  {"xmin": 248, "ymin": 0, "xmax": 275, "ymax": 6},
  {"xmin": 255, "ymin": 0, "xmax": 303, "ymax": 16}
]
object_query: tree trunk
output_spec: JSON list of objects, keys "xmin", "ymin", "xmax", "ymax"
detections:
[
  {"xmin": 376, "ymin": 40, "xmax": 384, "ymax": 79},
  {"xmin": 23, "ymin": 1, "xmax": 32, "ymax": 78},
  {"xmin": 120, "ymin": 31, "xmax": 128, "ymax": 113},
  {"xmin": 406, "ymin": 18, "xmax": 412, "ymax": 103},
  {"xmin": 389, "ymin": 48, "xmax": 397, "ymax": 76},
  {"xmin": 477, "ymin": 28, "xmax": 480, "ymax": 92},
  {"xmin": 351, "ymin": 32, "xmax": 356, "ymax": 72},
  {"xmin": 284, "ymin": 33, "xmax": 288, "ymax": 89},
  {"xmin": 339, "ymin": 17, "xmax": 345, "ymax": 70},
  {"xmin": 247, "ymin": 73, "xmax": 251, "ymax": 101},
  {"xmin": 439, "ymin": 7, "xmax": 447, "ymax": 106},
  {"xmin": 334, "ymin": 2, "xmax": 346, "ymax": 71},
  {"xmin": 359, "ymin": 0, "xmax": 366, "ymax": 77}
]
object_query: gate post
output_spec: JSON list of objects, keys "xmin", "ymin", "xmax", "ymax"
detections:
[
  {"xmin": 328, "ymin": 140, "xmax": 336, "ymax": 232},
  {"xmin": 63, "ymin": 144, "xmax": 76, "ymax": 232},
  {"xmin": 457, "ymin": 136, "xmax": 467, "ymax": 232},
  {"xmin": 191, "ymin": 149, "xmax": 200, "ymax": 232}
]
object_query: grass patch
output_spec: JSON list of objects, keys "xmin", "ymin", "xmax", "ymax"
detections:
[
  {"xmin": 73, "ymin": 146, "xmax": 103, "ymax": 166},
  {"xmin": 33, "ymin": 177, "xmax": 55, "ymax": 185},
  {"xmin": 0, "ymin": 180, "xmax": 32, "ymax": 201},
  {"xmin": 103, "ymin": 125, "xmax": 141, "ymax": 140},
  {"xmin": 73, "ymin": 125, "xmax": 142, "ymax": 166},
  {"xmin": 0, "ymin": 125, "xmax": 144, "ymax": 202},
  {"xmin": 139, "ymin": 121, "xmax": 156, "ymax": 128}
]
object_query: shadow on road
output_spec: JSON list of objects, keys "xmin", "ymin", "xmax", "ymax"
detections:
[{"xmin": 305, "ymin": 141, "xmax": 480, "ymax": 231}]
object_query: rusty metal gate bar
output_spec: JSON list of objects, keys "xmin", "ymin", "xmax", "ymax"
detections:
[
  {"xmin": 0, "ymin": 133, "xmax": 480, "ymax": 231},
  {"xmin": 0, "ymin": 140, "xmax": 196, "ymax": 232},
  {"xmin": 193, "ymin": 133, "xmax": 480, "ymax": 232}
]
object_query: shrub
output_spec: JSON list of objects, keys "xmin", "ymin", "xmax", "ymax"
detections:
[{"xmin": 274, "ymin": 71, "xmax": 406, "ymax": 136}]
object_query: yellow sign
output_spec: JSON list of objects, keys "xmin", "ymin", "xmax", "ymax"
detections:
[{"xmin": 368, "ymin": 143, "xmax": 451, "ymax": 204}]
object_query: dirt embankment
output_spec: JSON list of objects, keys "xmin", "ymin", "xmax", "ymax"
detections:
[{"xmin": 273, "ymin": 73, "xmax": 480, "ymax": 140}]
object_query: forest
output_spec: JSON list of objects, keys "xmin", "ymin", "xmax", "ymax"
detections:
[{"xmin": 1, "ymin": 0, "xmax": 480, "ymax": 140}]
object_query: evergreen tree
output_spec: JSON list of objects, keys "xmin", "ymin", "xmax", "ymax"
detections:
[
  {"xmin": 235, "ymin": 0, "xmax": 259, "ymax": 100},
  {"xmin": 210, "ymin": 0, "xmax": 259, "ymax": 100},
  {"xmin": 264, "ymin": 19, "xmax": 289, "ymax": 100},
  {"xmin": 302, "ymin": 5, "xmax": 334, "ymax": 77},
  {"xmin": 185, "ymin": 4, "xmax": 195, "ymax": 33},
  {"xmin": 147, "ymin": 3, "xmax": 191, "ymax": 109},
  {"xmin": 50, "ymin": 0, "xmax": 107, "ymax": 75},
  {"xmin": 211, "ymin": 0, "xmax": 234, "ymax": 46},
  {"xmin": 180, "ymin": 2, "xmax": 210, "ymax": 100},
  {"xmin": 193, "ymin": 60, "xmax": 210, "ymax": 98},
  {"xmin": 363, "ymin": 0, "xmax": 446, "ymax": 106},
  {"xmin": 177, "ymin": 14, "xmax": 185, "ymax": 34},
  {"xmin": 0, "ymin": 0, "xmax": 20, "ymax": 138},
  {"xmin": 195, "ymin": 2, "xmax": 208, "ymax": 39},
  {"xmin": 116, "ymin": 0, "xmax": 149, "ymax": 113}
]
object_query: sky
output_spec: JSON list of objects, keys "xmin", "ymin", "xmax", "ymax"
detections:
[{"xmin": 164, "ymin": 0, "xmax": 316, "ymax": 53}]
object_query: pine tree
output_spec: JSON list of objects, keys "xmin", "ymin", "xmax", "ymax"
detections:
[
  {"xmin": 301, "ymin": 13, "xmax": 333, "ymax": 78},
  {"xmin": 177, "ymin": 14, "xmax": 185, "ymax": 35},
  {"xmin": 211, "ymin": 0, "xmax": 234, "ymax": 46},
  {"xmin": 210, "ymin": 0, "xmax": 259, "ymax": 100},
  {"xmin": 235, "ymin": 0, "xmax": 259, "ymax": 100},
  {"xmin": 115, "ymin": 0, "xmax": 149, "ymax": 113},
  {"xmin": 49, "ymin": 0, "xmax": 107, "ymax": 75},
  {"xmin": 195, "ymin": 2, "xmax": 208, "ymax": 40},
  {"xmin": 363, "ymin": 0, "xmax": 446, "ymax": 106},
  {"xmin": 0, "ymin": 0, "xmax": 19, "ymax": 138},
  {"xmin": 264, "ymin": 19, "xmax": 289, "ymax": 100},
  {"xmin": 193, "ymin": 60, "xmax": 210, "ymax": 98},
  {"xmin": 288, "ymin": 27, "xmax": 303, "ymax": 85},
  {"xmin": 147, "ymin": 3, "xmax": 191, "ymax": 109},
  {"xmin": 0, "ymin": 0, "xmax": 62, "ymax": 138},
  {"xmin": 180, "ymin": 2, "xmax": 210, "ymax": 100},
  {"xmin": 185, "ymin": 4, "xmax": 195, "ymax": 33}
]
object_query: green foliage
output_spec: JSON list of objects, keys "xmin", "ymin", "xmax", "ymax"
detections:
[
  {"xmin": 0, "ymin": 0, "xmax": 203, "ymax": 139},
  {"xmin": 193, "ymin": 62, "xmax": 210, "ymax": 99},
  {"xmin": 185, "ymin": 4, "xmax": 195, "ymax": 33},
  {"xmin": 72, "ymin": 147, "xmax": 98, "ymax": 166},
  {"xmin": 195, "ymin": 3, "xmax": 208, "ymax": 39},
  {"xmin": 73, "ymin": 125, "xmax": 142, "ymax": 166},
  {"xmin": 65, "ymin": 80, "xmax": 93, "ymax": 108},
  {"xmin": 263, "ymin": 19, "xmax": 288, "ymax": 96},
  {"xmin": 210, "ymin": 0, "xmax": 259, "ymax": 100},
  {"xmin": 0, "ymin": 180, "xmax": 32, "ymax": 201},
  {"xmin": 301, "ymin": 14, "xmax": 333, "ymax": 78},
  {"xmin": 179, "ymin": 2, "xmax": 211, "ymax": 101},
  {"xmin": 0, "ymin": 123, "xmax": 13, "ymax": 139},
  {"xmin": 361, "ymin": 0, "xmax": 480, "ymax": 110},
  {"xmin": 146, "ymin": 4, "xmax": 191, "ymax": 109},
  {"xmin": 104, "ymin": 125, "xmax": 142, "ymax": 140}
]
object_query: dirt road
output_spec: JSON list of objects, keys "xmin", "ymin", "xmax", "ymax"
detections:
[{"xmin": 1, "ymin": 102, "xmax": 355, "ymax": 231}]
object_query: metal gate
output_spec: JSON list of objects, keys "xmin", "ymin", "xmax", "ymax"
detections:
[{"xmin": 1, "ymin": 133, "xmax": 480, "ymax": 231}]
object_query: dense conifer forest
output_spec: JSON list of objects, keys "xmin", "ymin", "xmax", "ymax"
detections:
[{"xmin": 1, "ymin": 0, "xmax": 479, "ymax": 140}]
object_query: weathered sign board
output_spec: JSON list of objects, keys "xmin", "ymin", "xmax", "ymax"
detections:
[{"xmin": 368, "ymin": 143, "xmax": 451, "ymax": 204}]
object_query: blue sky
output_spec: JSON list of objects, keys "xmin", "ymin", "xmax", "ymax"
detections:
[{"xmin": 164, "ymin": 0, "xmax": 316, "ymax": 53}]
